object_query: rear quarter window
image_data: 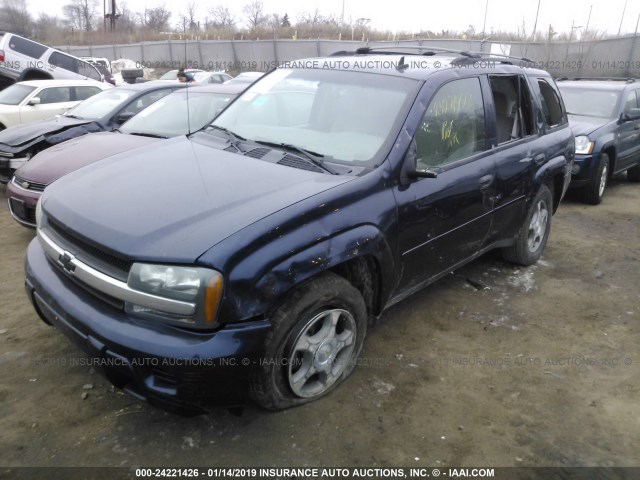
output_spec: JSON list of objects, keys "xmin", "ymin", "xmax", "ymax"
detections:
[
  {"xmin": 8, "ymin": 35, "xmax": 48, "ymax": 59},
  {"xmin": 536, "ymin": 79, "xmax": 566, "ymax": 129}
]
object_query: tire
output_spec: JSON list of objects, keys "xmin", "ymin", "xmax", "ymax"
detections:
[
  {"xmin": 502, "ymin": 185, "xmax": 553, "ymax": 266},
  {"xmin": 250, "ymin": 272, "xmax": 367, "ymax": 411},
  {"xmin": 582, "ymin": 154, "xmax": 609, "ymax": 205},
  {"xmin": 627, "ymin": 165, "xmax": 640, "ymax": 183}
]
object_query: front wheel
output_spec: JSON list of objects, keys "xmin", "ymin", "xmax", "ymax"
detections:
[
  {"xmin": 503, "ymin": 185, "xmax": 553, "ymax": 266},
  {"xmin": 251, "ymin": 272, "xmax": 367, "ymax": 411},
  {"xmin": 582, "ymin": 154, "xmax": 609, "ymax": 205}
]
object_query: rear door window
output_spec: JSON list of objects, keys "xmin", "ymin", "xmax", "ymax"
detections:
[
  {"xmin": 489, "ymin": 75, "xmax": 536, "ymax": 144},
  {"xmin": 74, "ymin": 86, "xmax": 102, "ymax": 101}
]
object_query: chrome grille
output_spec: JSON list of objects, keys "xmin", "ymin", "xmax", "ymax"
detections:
[
  {"xmin": 47, "ymin": 217, "xmax": 132, "ymax": 282},
  {"xmin": 14, "ymin": 175, "xmax": 47, "ymax": 192}
]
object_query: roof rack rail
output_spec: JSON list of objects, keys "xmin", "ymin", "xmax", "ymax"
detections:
[
  {"xmin": 555, "ymin": 77, "xmax": 636, "ymax": 83},
  {"xmin": 349, "ymin": 46, "xmax": 534, "ymax": 64}
]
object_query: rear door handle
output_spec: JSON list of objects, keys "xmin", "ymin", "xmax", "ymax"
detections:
[{"xmin": 479, "ymin": 174, "xmax": 494, "ymax": 190}]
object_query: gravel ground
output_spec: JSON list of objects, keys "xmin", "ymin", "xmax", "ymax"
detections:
[{"xmin": 0, "ymin": 176, "xmax": 638, "ymax": 469}]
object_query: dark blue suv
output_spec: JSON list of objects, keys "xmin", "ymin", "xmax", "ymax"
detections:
[
  {"xmin": 557, "ymin": 78, "xmax": 640, "ymax": 204},
  {"xmin": 24, "ymin": 49, "xmax": 574, "ymax": 412}
]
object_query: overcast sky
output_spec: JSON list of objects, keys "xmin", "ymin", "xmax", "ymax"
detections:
[{"xmin": 29, "ymin": 0, "xmax": 640, "ymax": 36}]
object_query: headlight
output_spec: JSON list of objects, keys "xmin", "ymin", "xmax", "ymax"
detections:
[
  {"xmin": 575, "ymin": 136, "xmax": 594, "ymax": 155},
  {"xmin": 35, "ymin": 198, "xmax": 43, "ymax": 229},
  {"xmin": 126, "ymin": 263, "xmax": 223, "ymax": 328}
]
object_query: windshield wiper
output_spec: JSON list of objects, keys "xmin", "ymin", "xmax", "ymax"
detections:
[
  {"xmin": 64, "ymin": 114, "xmax": 84, "ymax": 119},
  {"xmin": 253, "ymin": 140, "xmax": 338, "ymax": 175},
  {"xmin": 206, "ymin": 125, "xmax": 245, "ymax": 152},
  {"xmin": 127, "ymin": 132, "xmax": 168, "ymax": 139}
]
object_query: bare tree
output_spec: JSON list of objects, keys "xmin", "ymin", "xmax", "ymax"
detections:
[
  {"xmin": 297, "ymin": 9, "xmax": 324, "ymax": 26},
  {"xmin": 144, "ymin": 5, "xmax": 171, "ymax": 31},
  {"xmin": 116, "ymin": 2, "xmax": 139, "ymax": 33},
  {"xmin": 208, "ymin": 5, "xmax": 235, "ymax": 29},
  {"xmin": 184, "ymin": 2, "xmax": 198, "ymax": 31},
  {"xmin": 63, "ymin": 0, "xmax": 99, "ymax": 31},
  {"xmin": 32, "ymin": 13, "xmax": 63, "ymax": 42},
  {"xmin": 0, "ymin": 0, "xmax": 33, "ymax": 36},
  {"xmin": 242, "ymin": 0, "xmax": 267, "ymax": 29}
]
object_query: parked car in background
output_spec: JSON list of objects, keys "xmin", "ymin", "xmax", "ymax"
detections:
[
  {"xmin": 7, "ymin": 83, "xmax": 245, "ymax": 227},
  {"xmin": 0, "ymin": 32, "xmax": 103, "ymax": 88},
  {"xmin": 557, "ymin": 78, "xmax": 640, "ymax": 204},
  {"xmin": 224, "ymin": 71, "xmax": 264, "ymax": 85},
  {"xmin": 0, "ymin": 79, "xmax": 108, "ymax": 130},
  {"xmin": 79, "ymin": 57, "xmax": 111, "ymax": 72},
  {"xmin": 158, "ymin": 69, "xmax": 204, "ymax": 82},
  {"xmin": 0, "ymin": 81, "xmax": 182, "ymax": 182},
  {"xmin": 93, "ymin": 64, "xmax": 116, "ymax": 86},
  {"xmin": 192, "ymin": 71, "xmax": 233, "ymax": 84},
  {"xmin": 25, "ymin": 50, "xmax": 573, "ymax": 413}
]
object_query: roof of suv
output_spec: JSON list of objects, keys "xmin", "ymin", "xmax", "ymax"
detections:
[{"xmin": 287, "ymin": 52, "xmax": 548, "ymax": 80}]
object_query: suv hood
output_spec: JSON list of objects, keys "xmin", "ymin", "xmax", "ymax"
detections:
[
  {"xmin": 16, "ymin": 131, "xmax": 161, "ymax": 185},
  {"xmin": 567, "ymin": 114, "xmax": 609, "ymax": 137},
  {"xmin": 43, "ymin": 135, "xmax": 355, "ymax": 263},
  {"xmin": 0, "ymin": 115, "xmax": 91, "ymax": 148}
]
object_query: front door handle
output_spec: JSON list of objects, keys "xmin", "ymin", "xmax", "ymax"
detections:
[
  {"xmin": 533, "ymin": 153, "xmax": 546, "ymax": 165},
  {"xmin": 479, "ymin": 174, "xmax": 494, "ymax": 190}
]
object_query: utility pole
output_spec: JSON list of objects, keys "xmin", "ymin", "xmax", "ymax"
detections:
[
  {"xmin": 482, "ymin": 0, "xmax": 489, "ymax": 37},
  {"xmin": 531, "ymin": 0, "xmax": 541, "ymax": 41},
  {"xmin": 583, "ymin": 4, "xmax": 592, "ymax": 39},
  {"xmin": 618, "ymin": 0, "xmax": 627, "ymax": 36}
]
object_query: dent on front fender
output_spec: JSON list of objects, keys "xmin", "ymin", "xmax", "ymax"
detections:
[{"xmin": 219, "ymin": 226, "xmax": 397, "ymax": 323}]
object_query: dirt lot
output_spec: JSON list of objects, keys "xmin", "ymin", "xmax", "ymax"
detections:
[{"xmin": 0, "ymin": 177, "xmax": 638, "ymax": 469}]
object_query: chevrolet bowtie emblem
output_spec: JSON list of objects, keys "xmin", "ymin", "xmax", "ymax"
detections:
[{"xmin": 58, "ymin": 251, "xmax": 76, "ymax": 273}]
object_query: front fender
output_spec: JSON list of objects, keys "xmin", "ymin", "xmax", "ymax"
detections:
[{"xmin": 217, "ymin": 225, "xmax": 397, "ymax": 324}]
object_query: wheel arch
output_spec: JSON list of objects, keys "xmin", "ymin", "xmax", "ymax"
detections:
[
  {"xmin": 221, "ymin": 224, "xmax": 398, "ymax": 324},
  {"xmin": 18, "ymin": 69, "xmax": 53, "ymax": 81}
]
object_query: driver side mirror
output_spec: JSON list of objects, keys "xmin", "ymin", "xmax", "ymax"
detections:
[
  {"xmin": 27, "ymin": 97, "xmax": 41, "ymax": 106},
  {"xmin": 400, "ymin": 139, "xmax": 438, "ymax": 186},
  {"xmin": 114, "ymin": 111, "xmax": 135, "ymax": 125},
  {"xmin": 621, "ymin": 108, "xmax": 640, "ymax": 122}
]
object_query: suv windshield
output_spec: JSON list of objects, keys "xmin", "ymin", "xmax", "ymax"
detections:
[
  {"xmin": 0, "ymin": 84, "xmax": 37, "ymax": 105},
  {"xmin": 559, "ymin": 87, "xmax": 621, "ymax": 118},
  {"xmin": 121, "ymin": 91, "xmax": 236, "ymax": 137},
  {"xmin": 65, "ymin": 88, "xmax": 138, "ymax": 120},
  {"xmin": 212, "ymin": 68, "xmax": 418, "ymax": 166}
]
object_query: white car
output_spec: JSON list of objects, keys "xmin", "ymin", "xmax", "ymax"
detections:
[
  {"xmin": 192, "ymin": 71, "xmax": 233, "ymax": 84},
  {"xmin": 157, "ymin": 69, "xmax": 204, "ymax": 82},
  {"xmin": 0, "ymin": 32, "xmax": 104, "ymax": 87},
  {"xmin": 0, "ymin": 79, "xmax": 110, "ymax": 130}
]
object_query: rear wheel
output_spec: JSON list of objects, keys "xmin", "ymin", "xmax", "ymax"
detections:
[
  {"xmin": 582, "ymin": 154, "xmax": 609, "ymax": 205},
  {"xmin": 251, "ymin": 272, "xmax": 367, "ymax": 411},
  {"xmin": 627, "ymin": 165, "xmax": 640, "ymax": 183},
  {"xmin": 503, "ymin": 185, "xmax": 553, "ymax": 266}
]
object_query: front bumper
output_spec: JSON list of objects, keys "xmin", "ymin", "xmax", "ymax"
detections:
[
  {"xmin": 569, "ymin": 153, "xmax": 599, "ymax": 189},
  {"xmin": 6, "ymin": 178, "xmax": 41, "ymax": 228},
  {"xmin": 25, "ymin": 238, "xmax": 270, "ymax": 413}
]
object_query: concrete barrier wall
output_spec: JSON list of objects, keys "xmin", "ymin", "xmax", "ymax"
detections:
[{"xmin": 59, "ymin": 35, "xmax": 640, "ymax": 78}]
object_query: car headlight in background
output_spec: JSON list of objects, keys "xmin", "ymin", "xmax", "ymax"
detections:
[
  {"xmin": 126, "ymin": 264, "xmax": 223, "ymax": 328},
  {"xmin": 575, "ymin": 136, "xmax": 594, "ymax": 155}
]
